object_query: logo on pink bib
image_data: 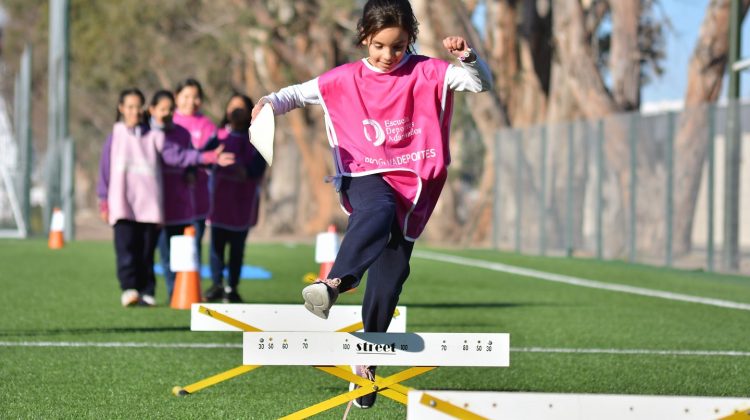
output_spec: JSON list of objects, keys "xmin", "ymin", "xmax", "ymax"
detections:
[{"xmin": 362, "ymin": 119, "xmax": 385, "ymax": 146}]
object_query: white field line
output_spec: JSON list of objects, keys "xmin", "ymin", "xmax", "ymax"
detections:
[
  {"xmin": 513, "ymin": 347, "xmax": 750, "ymax": 357},
  {"xmin": 0, "ymin": 341, "xmax": 242, "ymax": 349},
  {"xmin": 413, "ymin": 250, "xmax": 750, "ymax": 311},
  {"xmin": 0, "ymin": 341, "xmax": 748, "ymax": 357}
]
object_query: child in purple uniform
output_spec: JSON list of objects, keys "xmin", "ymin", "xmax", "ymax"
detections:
[
  {"xmin": 147, "ymin": 90, "xmax": 199, "ymax": 301},
  {"xmin": 98, "ymin": 88, "xmax": 234, "ymax": 307},
  {"xmin": 207, "ymin": 105, "xmax": 266, "ymax": 303},
  {"xmin": 203, "ymin": 92, "xmax": 257, "ymax": 301}
]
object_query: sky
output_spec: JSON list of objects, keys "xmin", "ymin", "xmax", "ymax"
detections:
[
  {"xmin": 643, "ymin": 0, "xmax": 750, "ymax": 104},
  {"xmin": 471, "ymin": 0, "xmax": 750, "ymax": 106}
]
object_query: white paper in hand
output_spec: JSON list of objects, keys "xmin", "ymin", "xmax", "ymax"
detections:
[{"xmin": 249, "ymin": 103, "xmax": 275, "ymax": 166}]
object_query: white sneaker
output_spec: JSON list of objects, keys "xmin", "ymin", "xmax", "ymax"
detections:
[
  {"xmin": 121, "ymin": 289, "xmax": 139, "ymax": 307},
  {"xmin": 301, "ymin": 278, "xmax": 341, "ymax": 319},
  {"xmin": 140, "ymin": 294, "xmax": 156, "ymax": 307}
]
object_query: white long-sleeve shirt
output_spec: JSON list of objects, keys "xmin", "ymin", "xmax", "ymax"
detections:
[{"xmin": 265, "ymin": 54, "xmax": 493, "ymax": 115}]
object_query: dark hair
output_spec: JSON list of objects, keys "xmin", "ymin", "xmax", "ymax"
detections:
[
  {"xmin": 228, "ymin": 107, "xmax": 251, "ymax": 132},
  {"xmin": 219, "ymin": 92, "xmax": 255, "ymax": 128},
  {"xmin": 356, "ymin": 0, "xmax": 419, "ymax": 53},
  {"xmin": 115, "ymin": 88, "xmax": 145, "ymax": 122},
  {"xmin": 174, "ymin": 78, "xmax": 204, "ymax": 100},
  {"xmin": 150, "ymin": 89, "xmax": 175, "ymax": 108},
  {"xmin": 143, "ymin": 90, "xmax": 176, "ymax": 126}
]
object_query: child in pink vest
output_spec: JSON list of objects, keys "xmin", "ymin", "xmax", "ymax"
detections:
[
  {"xmin": 252, "ymin": 0, "xmax": 492, "ymax": 409},
  {"xmin": 173, "ymin": 78, "xmax": 217, "ymax": 275},
  {"xmin": 207, "ymin": 103, "xmax": 266, "ymax": 303},
  {"xmin": 97, "ymin": 88, "xmax": 234, "ymax": 307}
]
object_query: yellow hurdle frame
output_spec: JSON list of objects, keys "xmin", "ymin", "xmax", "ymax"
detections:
[{"xmin": 173, "ymin": 305, "xmax": 434, "ymax": 420}]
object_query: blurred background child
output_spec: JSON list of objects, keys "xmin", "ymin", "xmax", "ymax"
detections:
[
  {"xmin": 146, "ymin": 90, "xmax": 196, "ymax": 302},
  {"xmin": 203, "ymin": 92, "xmax": 256, "ymax": 301},
  {"xmin": 172, "ymin": 78, "xmax": 217, "ymax": 276},
  {"xmin": 215, "ymin": 92, "xmax": 254, "ymax": 140},
  {"xmin": 98, "ymin": 88, "xmax": 234, "ymax": 307},
  {"xmin": 207, "ymin": 102, "xmax": 266, "ymax": 303}
]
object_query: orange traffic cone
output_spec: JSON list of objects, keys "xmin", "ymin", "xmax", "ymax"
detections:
[
  {"xmin": 48, "ymin": 208, "xmax": 65, "ymax": 249},
  {"xmin": 170, "ymin": 226, "xmax": 203, "ymax": 309}
]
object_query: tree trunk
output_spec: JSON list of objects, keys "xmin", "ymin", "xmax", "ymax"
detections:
[
  {"xmin": 236, "ymin": 0, "xmax": 357, "ymax": 236},
  {"xmin": 415, "ymin": 0, "xmax": 513, "ymax": 244},
  {"xmin": 553, "ymin": 0, "xmax": 618, "ymax": 118},
  {"xmin": 609, "ymin": 0, "xmax": 641, "ymax": 111},
  {"xmin": 672, "ymin": 0, "xmax": 750, "ymax": 255},
  {"xmin": 552, "ymin": 0, "xmax": 643, "ymax": 257}
]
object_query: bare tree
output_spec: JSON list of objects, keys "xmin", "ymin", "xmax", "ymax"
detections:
[{"xmin": 672, "ymin": 0, "xmax": 750, "ymax": 254}]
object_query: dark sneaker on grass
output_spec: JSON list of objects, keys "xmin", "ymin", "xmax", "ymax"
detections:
[
  {"xmin": 204, "ymin": 283, "xmax": 225, "ymax": 302},
  {"xmin": 349, "ymin": 365, "xmax": 377, "ymax": 409},
  {"xmin": 223, "ymin": 287, "xmax": 243, "ymax": 303},
  {"xmin": 302, "ymin": 278, "xmax": 340, "ymax": 319}
]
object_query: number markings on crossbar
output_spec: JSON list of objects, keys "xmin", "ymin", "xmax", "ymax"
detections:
[{"xmin": 242, "ymin": 332, "xmax": 509, "ymax": 367}]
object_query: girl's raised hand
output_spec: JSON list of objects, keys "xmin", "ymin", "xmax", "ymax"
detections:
[
  {"xmin": 443, "ymin": 36, "xmax": 471, "ymax": 59},
  {"xmin": 201, "ymin": 144, "xmax": 236, "ymax": 166}
]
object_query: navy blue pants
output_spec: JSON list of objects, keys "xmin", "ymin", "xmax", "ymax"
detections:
[
  {"xmin": 328, "ymin": 175, "xmax": 414, "ymax": 333},
  {"xmin": 113, "ymin": 220, "xmax": 160, "ymax": 296},
  {"xmin": 157, "ymin": 224, "xmax": 190, "ymax": 299},
  {"xmin": 193, "ymin": 218, "xmax": 207, "ymax": 270},
  {"xmin": 210, "ymin": 226, "xmax": 249, "ymax": 289}
]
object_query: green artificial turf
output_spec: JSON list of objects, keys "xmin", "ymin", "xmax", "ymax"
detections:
[{"xmin": 0, "ymin": 239, "xmax": 748, "ymax": 419}]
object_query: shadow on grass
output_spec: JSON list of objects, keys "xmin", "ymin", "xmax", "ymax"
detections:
[{"xmin": 0, "ymin": 326, "xmax": 188, "ymax": 337}]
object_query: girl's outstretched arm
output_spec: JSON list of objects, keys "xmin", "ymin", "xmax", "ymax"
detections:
[
  {"xmin": 251, "ymin": 79, "xmax": 321, "ymax": 120},
  {"xmin": 160, "ymin": 136, "xmax": 235, "ymax": 167},
  {"xmin": 443, "ymin": 36, "xmax": 493, "ymax": 93}
]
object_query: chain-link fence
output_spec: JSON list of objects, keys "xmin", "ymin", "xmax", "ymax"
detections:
[{"xmin": 490, "ymin": 101, "xmax": 750, "ymax": 273}]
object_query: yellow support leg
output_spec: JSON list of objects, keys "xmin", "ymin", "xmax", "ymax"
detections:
[
  {"xmin": 720, "ymin": 408, "xmax": 750, "ymax": 420},
  {"xmin": 280, "ymin": 366, "xmax": 437, "ymax": 419},
  {"xmin": 419, "ymin": 392, "xmax": 489, "ymax": 420},
  {"xmin": 173, "ymin": 365, "xmax": 261, "ymax": 396},
  {"xmin": 197, "ymin": 306, "xmax": 263, "ymax": 332},
  {"xmin": 181, "ymin": 306, "xmax": 406, "ymax": 400}
]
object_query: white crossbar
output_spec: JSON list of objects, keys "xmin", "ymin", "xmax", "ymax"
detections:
[
  {"xmin": 190, "ymin": 304, "xmax": 407, "ymax": 332},
  {"xmin": 242, "ymin": 332, "xmax": 509, "ymax": 367},
  {"xmin": 407, "ymin": 391, "xmax": 750, "ymax": 420}
]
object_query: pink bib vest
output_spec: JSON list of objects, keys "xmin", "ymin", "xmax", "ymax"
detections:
[
  {"xmin": 317, "ymin": 55, "xmax": 454, "ymax": 240},
  {"xmin": 107, "ymin": 122, "xmax": 165, "ymax": 225}
]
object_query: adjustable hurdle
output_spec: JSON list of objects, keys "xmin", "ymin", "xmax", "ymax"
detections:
[
  {"xmin": 407, "ymin": 391, "xmax": 750, "ymax": 420},
  {"xmin": 242, "ymin": 330, "xmax": 510, "ymax": 419},
  {"xmin": 172, "ymin": 304, "xmax": 406, "ymax": 396}
]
